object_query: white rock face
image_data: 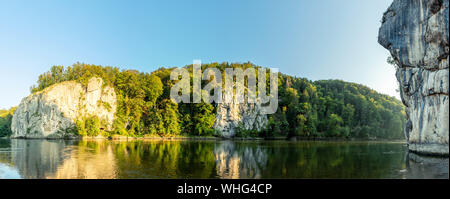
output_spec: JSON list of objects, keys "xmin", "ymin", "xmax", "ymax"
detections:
[
  {"xmin": 11, "ymin": 77, "xmax": 117, "ymax": 138},
  {"xmin": 378, "ymin": 0, "xmax": 449, "ymax": 155},
  {"xmin": 213, "ymin": 96, "xmax": 268, "ymax": 138}
]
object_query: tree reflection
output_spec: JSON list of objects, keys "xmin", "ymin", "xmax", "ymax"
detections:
[{"xmin": 0, "ymin": 139, "xmax": 447, "ymax": 179}]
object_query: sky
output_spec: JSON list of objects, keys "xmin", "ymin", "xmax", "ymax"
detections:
[{"xmin": 0, "ymin": 0, "xmax": 398, "ymax": 109}]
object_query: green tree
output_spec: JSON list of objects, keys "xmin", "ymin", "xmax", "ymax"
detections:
[
  {"xmin": 0, "ymin": 107, "xmax": 16, "ymax": 137},
  {"xmin": 192, "ymin": 103, "xmax": 215, "ymax": 136},
  {"xmin": 326, "ymin": 114, "xmax": 344, "ymax": 137},
  {"xmin": 30, "ymin": 63, "xmax": 406, "ymax": 139},
  {"xmin": 85, "ymin": 115, "xmax": 101, "ymax": 136}
]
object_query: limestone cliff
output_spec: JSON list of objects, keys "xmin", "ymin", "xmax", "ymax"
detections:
[
  {"xmin": 11, "ymin": 77, "xmax": 117, "ymax": 139},
  {"xmin": 213, "ymin": 95, "xmax": 268, "ymax": 138},
  {"xmin": 378, "ymin": 0, "xmax": 449, "ymax": 155}
]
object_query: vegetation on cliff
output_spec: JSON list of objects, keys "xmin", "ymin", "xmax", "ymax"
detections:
[{"xmin": 8, "ymin": 62, "xmax": 405, "ymax": 139}]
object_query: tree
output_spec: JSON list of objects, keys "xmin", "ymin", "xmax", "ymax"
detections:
[
  {"xmin": 159, "ymin": 99, "xmax": 180, "ymax": 135},
  {"xmin": 192, "ymin": 103, "xmax": 215, "ymax": 136},
  {"xmin": 29, "ymin": 63, "xmax": 406, "ymax": 139},
  {"xmin": 0, "ymin": 107, "xmax": 16, "ymax": 137},
  {"xmin": 326, "ymin": 114, "xmax": 343, "ymax": 137},
  {"xmin": 295, "ymin": 114, "xmax": 308, "ymax": 136}
]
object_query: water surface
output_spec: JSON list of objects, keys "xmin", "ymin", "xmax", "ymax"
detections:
[{"xmin": 0, "ymin": 138, "xmax": 447, "ymax": 179}]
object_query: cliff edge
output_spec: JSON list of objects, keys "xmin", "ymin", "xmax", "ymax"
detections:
[
  {"xmin": 11, "ymin": 77, "xmax": 117, "ymax": 139},
  {"xmin": 378, "ymin": 0, "xmax": 449, "ymax": 155}
]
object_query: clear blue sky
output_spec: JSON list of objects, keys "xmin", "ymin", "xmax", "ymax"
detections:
[{"xmin": 0, "ymin": 0, "xmax": 397, "ymax": 109}]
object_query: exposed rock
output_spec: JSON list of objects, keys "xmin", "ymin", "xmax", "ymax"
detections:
[
  {"xmin": 213, "ymin": 95, "xmax": 268, "ymax": 138},
  {"xmin": 11, "ymin": 77, "xmax": 117, "ymax": 139},
  {"xmin": 378, "ymin": 0, "xmax": 449, "ymax": 155}
]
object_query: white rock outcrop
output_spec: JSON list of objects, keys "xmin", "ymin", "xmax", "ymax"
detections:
[
  {"xmin": 213, "ymin": 96, "xmax": 268, "ymax": 138},
  {"xmin": 378, "ymin": 0, "xmax": 449, "ymax": 155},
  {"xmin": 11, "ymin": 77, "xmax": 117, "ymax": 138}
]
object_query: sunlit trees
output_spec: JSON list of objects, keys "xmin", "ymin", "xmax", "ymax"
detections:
[
  {"xmin": 27, "ymin": 62, "xmax": 405, "ymax": 139},
  {"xmin": 0, "ymin": 107, "xmax": 16, "ymax": 137}
]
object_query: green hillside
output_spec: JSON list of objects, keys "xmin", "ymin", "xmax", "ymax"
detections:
[{"xmin": 3, "ymin": 62, "xmax": 405, "ymax": 139}]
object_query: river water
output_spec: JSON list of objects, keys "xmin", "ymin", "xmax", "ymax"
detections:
[{"xmin": 0, "ymin": 138, "xmax": 447, "ymax": 179}]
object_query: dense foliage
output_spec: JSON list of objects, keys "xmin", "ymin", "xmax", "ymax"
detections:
[
  {"xmin": 10, "ymin": 62, "xmax": 404, "ymax": 139},
  {"xmin": 0, "ymin": 107, "xmax": 16, "ymax": 137},
  {"xmin": 265, "ymin": 75, "xmax": 405, "ymax": 139}
]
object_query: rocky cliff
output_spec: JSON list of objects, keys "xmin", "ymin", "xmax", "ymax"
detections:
[
  {"xmin": 213, "ymin": 95, "xmax": 268, "ymax": 138},
  {"xmin": 11, "ymin": 77, "xmax": 117, "ymax": 139},
  {"xmin": 378, "ymin": 0, "xmax": 449, "ymax": 155}
]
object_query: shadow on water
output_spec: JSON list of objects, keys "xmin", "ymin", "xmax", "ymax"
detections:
[
  {"xmin": 404, "ymin": 152, "xmax": 449, "ymax": 179},
  {"xmin": 0, "ymin": 138, "xmax": 448, "ymax": 179}
]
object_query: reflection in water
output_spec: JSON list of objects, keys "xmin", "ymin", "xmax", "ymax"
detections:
[
  {"xmin": 0, "ymin": 139, "xmax": 21, "ymax": 178},
  {"xmin": 10, "ymin": 139, "xmax": 70, "ymax": 178},
  {"xmin": 214, "ymin": 141, "xmax": 267, "ymax": 179},
  {"xmin": 0, "ymin": 139, "xmax": 448, "ymax": 179},
  {"xmin": 0, "ymin": 164, "xmax": 20, "ymax": 179},
  {"xmin": 7, "ymin": 139, "xmax": 117, "ymax": 179},
  {"xmin": 50, "ymin": 141, "xmax": 117, "ymax": 179},
  {"xmin": 404, "ymin": 152, "xmax": 449, "ymax": 179}
]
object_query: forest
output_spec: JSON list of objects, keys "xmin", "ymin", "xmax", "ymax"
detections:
[{"xmin": 0, "ymin": 62, "xmax": 405, "ymax": 139}]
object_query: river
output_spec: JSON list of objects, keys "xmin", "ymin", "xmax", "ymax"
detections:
[{"xmin": 0, "ymin": 138, "xmax": 447, "ymax": 179}]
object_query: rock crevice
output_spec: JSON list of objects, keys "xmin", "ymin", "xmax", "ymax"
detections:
[{"xmin": 213, "ymin": 93, "xmax": 268, "ymax": 138}]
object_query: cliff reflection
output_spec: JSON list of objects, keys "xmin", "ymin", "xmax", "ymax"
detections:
[
  {"xmin": 49, "ymin": 140, "xmax": 117, "ymax": 179},
  {"xmin": 10, "ymin": 139, "xmax": 69, "ymax": 178},
  {"xmin": 403, "ymin": 152, "xmax": 449, "ymax": 179},
  {"xmin": 214, "ymin": 141, "xmax": 267, "ymax": 179},
  {"xmin": 9, "ymin": 139, "xmax": 117, "ymax": 179},
  {"xmin": 0, "ymin": 139, "xmax": 447, "ymax": 179},
  {"xmin": 4, "ymin": 139, "xmax": 270, "ymax": 179}
]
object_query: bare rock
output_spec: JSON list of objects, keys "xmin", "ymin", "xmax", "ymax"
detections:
[
  {"xmin": 213, "ymin": 94, "xmax": 268, "ymax": 138},
  {"xmin": 11, "ymin": 77, "xmax": 117, "ymax": 138},
  {"xmin": 378, "ymin": 0, "xmax": 449, "ymax": 155}
]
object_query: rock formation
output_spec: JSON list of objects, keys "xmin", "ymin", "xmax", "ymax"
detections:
[
  {"xmin": 11, "ymin": 77, "xmax": 117, "ymax": 139},
  {"xmin": 213, "ymin": 95, "xmax": 268, "ymax": 138},
  {"xmin": 378, "ymin": 0, "xmax": 449, "ymax": 155}
]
